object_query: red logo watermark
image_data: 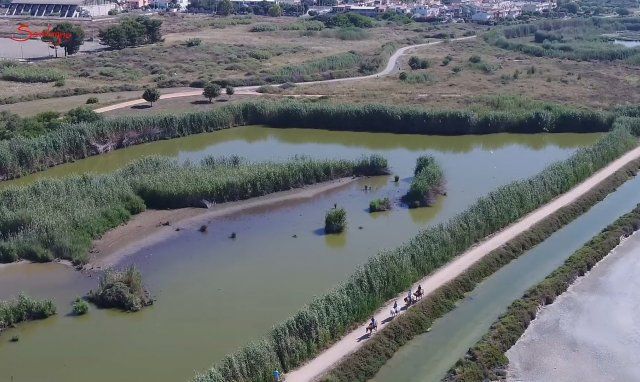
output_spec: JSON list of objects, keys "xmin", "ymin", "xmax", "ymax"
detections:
[{"xmin": 10, "ymin": 23, "xmax": 72, "ymax": 44}]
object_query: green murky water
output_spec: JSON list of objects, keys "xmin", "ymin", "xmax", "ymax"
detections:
[
  {"xmin": 0, "ymin": 126, "xmax": 600, "ymax": 382},
  {"xmin": 372, "ymin": 168, "xmax": 640, "ymax": 382}
]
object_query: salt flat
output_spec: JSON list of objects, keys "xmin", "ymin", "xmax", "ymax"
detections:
[{"xmin": 507, "ymin": 231, "xmax": 640, "ymax": 382}]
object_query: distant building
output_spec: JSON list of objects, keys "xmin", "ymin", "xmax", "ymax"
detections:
[
  {"xmin": 471, "ymin": 11, "xmax": 492, "ymax": 22},
  {"xmin": 331, "ymin": 5, "xmax": 382, "ymax": 16},
  {"xmin": 1, "ymin": 0, "xmax": 116, "ymax": 18},
  {"xmin": 126, "ymin": 0, "xmax": 148, "ymax": 9}
]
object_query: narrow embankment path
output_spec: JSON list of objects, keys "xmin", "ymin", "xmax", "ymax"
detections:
[
  {"xmin": 285, "ymin": 144, "xmax": 640, "ymax": 382},
  {"xmin": 93, "ymin": 36, "xmax": 476, "ymax": 114}
]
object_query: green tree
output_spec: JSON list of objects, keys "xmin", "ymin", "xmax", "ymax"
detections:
[
  {"xmin": 268, "ymin": 4, "xmax": 283, "ymax": 17},
  {"xmin": 217, "ymin": 0, "xmax": 233, "ymax": 15},
  {"xmin": 98, "ymin": 16, "xmax": 162, "ymax": 49},
  {"xmin": 226, "ymin": 85, "xmax": 234, "ymax": 96},
  {"xmin": 64, "ymin": 107, "xmax": 103, "ymax": 124},
  {"xmin": 142, "ymin": 88, "xmax": 160, "ymax": 106},
  {"xmin": 42, "ymin": 23, "xmax": 84, "ymax": 57},
  {"xmin": 203, "ymin": 83, "xmax": 222, "ymax": 103}
]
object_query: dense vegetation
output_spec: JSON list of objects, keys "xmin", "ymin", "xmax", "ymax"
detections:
[
  {"xmin": 369, "ymin": 197, "xmax": 391, "ymax": 212},
  {"xmin": 487, "ymin": 17, "xmax": 640, "ymax": 64},
  {"xmin": 0, "ymin": 63, "xmax": 65, "ymax": 83},
  {"xmin": 0, "ymin": 155, "xmax": 388, "ymax": 264},
  {"xmin": 192, "ymin": 122, "xmax": 639, "ymax": 382},
  {"xmin": 88, "ymin": 266, "xmax": 152, "ymax": 312},
  {"xmin": 98, "ymin": 16, "xmax": 163, "ymax": 50},
  {"xmin": 402, "ymin": 155, "xmax": 444, "ymax": 208},
  {"xmin": 0, "ymin": 294, "xmax": 56, "ymax": 333},
  {"xmin": 322, "ymin": 156, "xmax": 640, "ymax": 382},
  {"xmin": 72, "ymin": 298, "xmax": 89, "ymax": 316},
  {"xmin": 325, "ymin": 208, "xmax": 347, "ymax": 234},
  {"xmin": 0, "ymin": 100, "xmax": 615, "ymax": 181},
  {"xmin": 0, "ymin": 107, "xmax": 102, "ymax": 140},
  {"xmin": 445, "ymin": 201, "xmax": 640, "ymax": 381}
]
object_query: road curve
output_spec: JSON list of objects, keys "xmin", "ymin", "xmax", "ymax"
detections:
[
  {"xmin": 93, "ymin": 36, "xmax": 476, "ymax": 114},
  {"xmin": 284, "ymin": 145, "xmax": 640, "ymax": 382}
]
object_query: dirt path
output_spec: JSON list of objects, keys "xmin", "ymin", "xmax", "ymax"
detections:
[
  {"xmin": 92, "ymin": 36, "xmax": 476, "ymax": 114},
  {"xmin": 88, "ymin": 177, "xmax": 356, "ymax": 269},
  {"xmin": 284, "ymin": 144, "xmax": 640, "ymax": 382}
]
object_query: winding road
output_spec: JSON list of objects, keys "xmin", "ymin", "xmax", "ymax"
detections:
[
  {"xmin": 93, "ymin": 36, "xmax": 476, "ymax": 114},
  {"xmin": 285, "ymin": 145, "xmax": 640, "ymax": 382}
]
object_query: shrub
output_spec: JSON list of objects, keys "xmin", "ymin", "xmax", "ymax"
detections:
[
  {"xmin": 88, "ymin": 265, "xmax": 152, "ymax": 312},
  {"xmin": 442, "ymin": 55, "xmax": 453, "ymax": 66},
  {"xmin": 72, "ymin": 298, "xmax": 89, "ymax": 315},
  {"xmin": 185, "ymin": 38, "xmax": 202, "ymax": 47},
  {"xmin": 403, "ymin": 155, "xmax": 444, "ymax": 207},
  {"xmin": 86, "ymin": 97, "xmax": 99, "ymax": 104},
  {"xmin": 408, "ymin": 56, "xmax": 430, "ymax": 70},
  {"xmin": 325, "ymin": 207, "xmax": 347, "ymax": 234},
  {"xmin": 320, "ymin": 27, "xmax": 370, "ymax": 40},
  {"xmin": 400, "ymin": 72, "xmax": 436, "ymax": 84},
  {"xmin": 98, "ymin": 16, "xmax": 162, "ymax": 49},
  {"xmin": 54, "ymin": 78, "xmax": 65, "ymax": 87},
  {"xmin": 250, "ymin": 23, "xmax": 278, "ymax": 32},
  {"xmin": 369, "ymin": 197, "xmax": 391, "ymax": 212},
  {"xmin": 64, "ymin": 107, "xmax": 102, "ymax": 124},
  {"xmin": 226, "ymin": 86, "xmax": 235, "ymax": 96},
  {"xmin": 0, "ymin": 294, "xmax": 56, "ymax": 332},
  {"xmin": 468, "ymin": 55, "xmax": 482, "ymax": 63}
]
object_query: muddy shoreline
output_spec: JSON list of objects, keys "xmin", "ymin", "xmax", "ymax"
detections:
[{"xmin": 87, "ymin": 177, "xmax": 358, "ymax": 269}]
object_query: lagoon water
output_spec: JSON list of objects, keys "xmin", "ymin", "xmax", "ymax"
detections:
[{"xmin": 0, "ymin": 126, "xmax": 600, "ymax": 382}]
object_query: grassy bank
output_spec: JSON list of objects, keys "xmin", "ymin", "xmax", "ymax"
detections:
[
  {"xmin": 0, "ymin": 155, "xmax": 387, "ymax": 264},
  {"xmin": 402, "ymin": 155, "xmax": 444, "ymax": 208},
  {"xmin": 192, "ymin": 122, "xmax": 638, "ymax": 382},
  {"xmin": 0, "ymin": 294, "xmax": 56, "ymax": 334},
  {"xmin": 444, "ymin": 201, "xmax": 640, "ymax": 381},
  {"xmin": 0, "ymin": 100, "xmax": 615, "ymax": 181},
  {"xmin": 320, "ymin": 152, "xmax": 640, "ymax": 382}
]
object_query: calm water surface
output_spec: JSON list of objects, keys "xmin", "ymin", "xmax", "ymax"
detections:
[
  {"xmin": 372, "ymin": 172, "xmax": 640, "ymax": 382},
  {"xmin": 0, "ymin": 126, "xmax": 599, "ymax": 382}
]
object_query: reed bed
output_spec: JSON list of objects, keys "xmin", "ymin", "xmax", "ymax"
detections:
[
  {"xmin": 192, "ymin": 123, "xmax": 639, "ymax": 382},
  {"xmin": 0, "ymin": 294, "xmax": 56, "ymax": 334},
  {"xmin": 403, "ymin": 155, "xmax": 444, "ymax": 208},
  {"xmin": 0, "ymin": 155, "xmax": 388, "ymax": 264},
  {"xmin": 0, "ymin": 101, "xmax": 615, "ymax": 181}
]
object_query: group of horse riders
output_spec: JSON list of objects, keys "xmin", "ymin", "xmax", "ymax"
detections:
[{"xmin": 365, "ymin": 285, "xmax": 424, "ymax": 335}]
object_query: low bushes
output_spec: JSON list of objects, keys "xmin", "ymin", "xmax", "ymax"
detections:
[
  {"xmin": 403, "ymin": 155, "xmax": 444, "ymax": 208},
  {"xmin": 445, "ymin": 200, "xmax": 640, "ymax": 381},
  {"xmin": 325, "ymin": 208, "xmax": 347, "ymax": 234},
  {"xmin": 72, "ymin": 298, "xmax": 89, "ymax": 316},
  {"xmin": 0, "ymin": 100, "xmax": 618, "ymax": 181},
  {"xmin": 322, "ymin": 157, "xmax": 640, "ymax": 382},
  {"xmin": 0, "ymin": 294, "xmax": 56, "ymax": 333},
  {"xmin": 88, "ymin": 266, "xmax": 152, "ymax": 312},
  {"xmin": 192, "ymin": 123, "xmax": 639, "ymax": 382},
  {"xmin": 1, "ymin": 65, "xmax": 65, "ymax": 83},
  {"xmin": 369, "ymin": 197, "xmax": 391, "ymax": 212},
  {"xmin": 0, "ymin": 155, "xmax": 388, "ymax": 264}
]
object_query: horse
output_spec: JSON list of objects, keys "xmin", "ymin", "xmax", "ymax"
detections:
[
  {"xmin": 404, "ymin": 295, "xmax": 415, "ymax": 307},
  {"xmin": 366, "ymin": 321, "xmax": 378, "ymax": 335},
  {"xmin": 414, "ymin": 289, "xmax": 424, "ymax": 300}
]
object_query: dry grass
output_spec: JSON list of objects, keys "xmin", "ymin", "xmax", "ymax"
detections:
[{"xmin": 283, "ymin": 38, "xmax": 640, "ymax": 110}]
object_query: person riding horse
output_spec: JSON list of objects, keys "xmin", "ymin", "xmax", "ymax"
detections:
[
  {"xmin": 390, "ymin": 300, "xmax": 399, "ymax": 317},
  {"xmin": 414, "ymin": 285, "xmax": 424, "ymax": 300},
  {"xmin": 404, "ymin": 288, "xmax": 414, "ymax": 306},
  {"xmin": 366, "ymin": 317, "xmax": 378, "ymax": 335}
]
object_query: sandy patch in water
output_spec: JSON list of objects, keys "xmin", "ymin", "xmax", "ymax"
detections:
[
  {"xmin": 507, "ymin": 231, "xmax": 640, "ymax": 382},
  {"xmin": 88, "ymin": 177, "xmax": 357, "ymax": 269}
]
